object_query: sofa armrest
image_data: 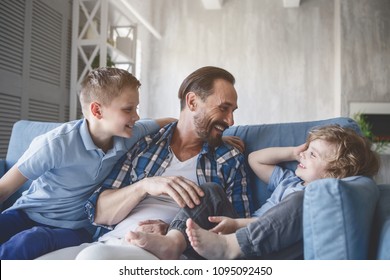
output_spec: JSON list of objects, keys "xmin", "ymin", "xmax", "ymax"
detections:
[
  {"xmin": 0, "ymin": 158, "xmax": 5, "ymax": 209},
  {"xmin": 303, "ymin": 176, "xmax": 379, "ymax": 259},
  {"xmin": 0, "ymin": 158, "xmax": 5, "ymax": 177},
  {"xmin": 372, "ymin": 184, "xmax": 390, "ymax": 260}
]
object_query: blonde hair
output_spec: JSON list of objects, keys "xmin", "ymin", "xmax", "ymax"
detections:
[
  {"xmin": 306, "ymin": 125, "xmax": 380, "ymax": 178},
  {"xmin": 79, "ymin": 67, "xmax": 141, "ymax": 114}
]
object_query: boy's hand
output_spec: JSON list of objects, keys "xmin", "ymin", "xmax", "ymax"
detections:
[
  {"xmin": 208, "ymin": 216, "xmax": 238, "ymax": 234},
  {"xmin": 294, "ymin": 143, "xmax": 307, "ymax": 161},
  {"xmin": 136, "ymin": 219, "xmax": 169, "ymax": 235},
  {"xmin": 222, "ymin": 136, "xmax": 245, "ymax": 153}
]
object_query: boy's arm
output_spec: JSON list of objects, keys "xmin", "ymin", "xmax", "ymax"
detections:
[
  {"xmin": 0, "ymin": 165, "xmax": 28, "ymax": 203},
  {"xmin": 248, "ymin": 145, "xmax": 305, "ymax": 184},
  {"xmin": 155, "ymin": 118, "xmax": 177, "ymax": 128},
  {"xmin": 209, "ymin": 216, "xmax": 257, "ymax": 234}
]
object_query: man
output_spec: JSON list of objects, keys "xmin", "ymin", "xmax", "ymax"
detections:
[{"xmin": 56, "ymin": 65, "xmax": 252, "ymax": 260}]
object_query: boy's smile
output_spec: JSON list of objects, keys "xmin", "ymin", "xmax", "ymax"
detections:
[{"xmin": 295, "ymin": 139, "xmax": 336, "ymax": 184}]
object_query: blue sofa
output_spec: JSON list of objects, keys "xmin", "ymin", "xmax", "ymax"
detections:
[{"xmin": 1, "ymin": 118, "xmax": 389, "ymax": 259}]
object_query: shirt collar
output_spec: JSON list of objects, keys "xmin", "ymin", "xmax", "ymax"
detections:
[
  {"xmin": 79, "ymin": 118, "xmax": 98, "ymax": 151},
  {"xmin": 155, "ymin": 121, "xmax": 216, "ymax": 156},
  {"xmin": 155, "ymin": 121, "xmax": 177, "ymax": 146},
  {"xmin": 79, "ymin": 119, "xmax": 127, "ymax": 153}
]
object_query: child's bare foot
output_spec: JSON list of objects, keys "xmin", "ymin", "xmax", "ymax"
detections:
[
  {"xmin": 186, "ymin": 218, "xmax": 242, "ymax": 259},
  {"xmin": 125, "ymin": 230, "xmax": 186, "ymax": 260}
]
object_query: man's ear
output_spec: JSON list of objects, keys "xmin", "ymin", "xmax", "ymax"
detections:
[
  {"xmin": 90, "ymin": 102, "xmax": 103, "ymax": 119},
  {"xmin": 186, "ymin": 92, "xmax": 198, "ymax": 111}
]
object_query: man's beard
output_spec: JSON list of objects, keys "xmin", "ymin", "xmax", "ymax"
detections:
[{"xmin": 194, "ymin": 113, "xmax": 225, "ymax": 148}]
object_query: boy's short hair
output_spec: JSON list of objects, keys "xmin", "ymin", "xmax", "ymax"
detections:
[
  {"xmin": 79, "ymin": 67, "xmax": 141, "ymax": 112},
  {"xmin": 307, "ymin": 125, "xmax": 380, "ymax": 178},
  {"xmin": 177, "ymin": 66, "xmax": 235, "ymax": 111}
]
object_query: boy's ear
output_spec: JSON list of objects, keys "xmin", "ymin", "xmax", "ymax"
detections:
[{"xmin": 90, "ymin": 102, "xmax": 103, "ymax": 119}]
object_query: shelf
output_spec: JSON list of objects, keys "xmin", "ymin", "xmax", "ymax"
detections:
[
  {"xmin": 70, "ymin": 0, "xmax": 137, "ymax": 120},
  {"xmin": 77, "ymin": 42, "xmax": 135, "ymax": 65},
  {"xmin": 107, "ymin": 43, "xmax": 134, "ymax": 64}
]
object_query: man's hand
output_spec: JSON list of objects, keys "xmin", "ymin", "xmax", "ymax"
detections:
[
  {"xmin": 136, "ymin": 219, "xmax": 169, "ymax": 235},
  {"xmin": 141, "ymin": 176, "xmax": 204, "ymax": 208},
  {"xmin": 222, "ymin": 136, "xmax": 245, "ymax": 153}
]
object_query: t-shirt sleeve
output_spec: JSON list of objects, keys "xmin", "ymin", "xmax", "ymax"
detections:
[
  {"xmin": 16, "ymin": 135, "xmax": 61, "ymax": 180},
  {"xmin": 267, "ymin": 166, "xmax": 295, "ymax": 193},
  {"xmin": 123, "ymin": 119, "xmax": 159, "ymax": 150}
]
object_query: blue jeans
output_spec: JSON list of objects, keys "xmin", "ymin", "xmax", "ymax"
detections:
[
  {"xmin": 169, "ymin": 183, "xmax": 303, "ymax": 259},
  {"xmin": 0, "ymin": 209, "xmax": 92, "ymax": 259}
]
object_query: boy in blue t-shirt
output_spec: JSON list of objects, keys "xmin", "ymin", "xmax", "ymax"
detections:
[{"xmin": 0, "ymin": 67, "xmax": 173, "ymax": 259}]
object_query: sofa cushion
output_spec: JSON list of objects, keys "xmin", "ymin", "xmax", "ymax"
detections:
[
  {"xmin": 2, "ymin": 120, "xmax": 61, "ymax": 210},
  {"xmin": 303, "ymin": 176, "xmax": 379, "ymax": 259}
]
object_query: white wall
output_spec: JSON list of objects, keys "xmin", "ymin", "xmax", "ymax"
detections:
[
  {"xmin": 131, "ymin": 0, "xmax": 389, "ymax": 125},
  {"xmin": 137, "ymin": 0, "xmax": 337, "ymax": 124}
]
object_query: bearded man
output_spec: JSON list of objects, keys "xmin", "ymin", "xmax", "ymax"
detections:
[{"xmin": 38, "ymin": 66, "xmax": 252, "ymax": 260}]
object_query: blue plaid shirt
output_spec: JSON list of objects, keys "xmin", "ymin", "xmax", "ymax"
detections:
[{"xmin": 85, "ymin": 122, "xmax": 252, "ymax": 229}]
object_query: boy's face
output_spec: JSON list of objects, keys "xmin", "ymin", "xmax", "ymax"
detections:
[
  {"xmin": 101, "ymin": 87, "xmax": 140, "ymax": 138},
  {"xmin": 295, "ymin": 139, "xmax": 335, "ymax": 184}
]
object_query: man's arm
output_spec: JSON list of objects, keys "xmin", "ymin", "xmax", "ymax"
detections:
[
  {"xmin": 93, "ymin": 176, "xmax": 204, "ymax": 226},
  {"xmin": 248, "ymin": 144, "xmax": 305, "ymax": 184}
]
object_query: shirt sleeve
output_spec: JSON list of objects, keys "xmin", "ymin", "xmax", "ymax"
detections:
[
  {"xmin": 17, "ymin": 134, "xmax": 61, "ymax": 180},
  {"xmin": 124, "ymin": 119, "xmax": 159, "ymax": 150},
  {"xmin": 226, "ymin": 153, "xmax": 253, "ymax": 218},
  {"xmin": 84, "ymin": 149, "xmax": 134, "ymax": 227},
  {"xmin": 267, "ymin": 166, "xmax": 295, "ymax": 193}
]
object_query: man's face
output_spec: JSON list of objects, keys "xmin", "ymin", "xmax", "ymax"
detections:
[{"xmin": 193, "ymin": 79, "xmax": 238, "ymax": 147}]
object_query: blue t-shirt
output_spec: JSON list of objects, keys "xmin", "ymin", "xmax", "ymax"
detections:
[
  {"xmin": 6, "ymin": 118, "xmax": 159, "ymax": 233},
  {"xmin": 252, "ymin": 166, "xmax": 305, "ymax": 217}
]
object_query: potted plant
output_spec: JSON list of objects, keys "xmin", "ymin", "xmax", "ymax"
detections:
[
  {"xmin": 353, "ymin": 112, "xmax": 390, "ymax": 153},
  {"xmin": 91, "ymin": 54, "xmax": 115, "ymax": 69}
]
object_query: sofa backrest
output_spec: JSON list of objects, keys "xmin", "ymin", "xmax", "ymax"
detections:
[
  {"xmin": 223, "ymin": 117, "xmax": 361, "ymax": 209},
  {"xmin": 2, "ymin": 120, "xmax": 61, "ymax": 210},
  {"xmin": 3, "ymin": 117, "xmax": 360, "ymax": 212}
]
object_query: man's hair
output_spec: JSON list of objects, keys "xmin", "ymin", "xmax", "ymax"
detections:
[
  {"xmin": 177, "ymin": 66, "xmax": 235, "ymax": 110},
  {"xmin": 79, "ymin": 67, "xmax": 141, "ymax": 112},
  {"xmin": 306, "ymin": 125, "xmax": 380, "ymax": 178}
]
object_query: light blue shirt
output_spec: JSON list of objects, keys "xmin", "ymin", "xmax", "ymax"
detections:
[
  {"xmin": 252, "ymin": 166, "xmax": 305, "ymax": 217},
  {"xmin": 7, "ymin": 118, "xmax": 159, "ymax": 233}
]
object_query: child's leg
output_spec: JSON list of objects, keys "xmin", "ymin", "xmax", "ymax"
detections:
[
  {"xmin": 37, "ymin": 243, "xmax": 92, "ymax": 260},
  {"xmin": 186, "ymin": 218, "xmax": 243, "ymax": 259},
  {"xmin": 125, "ymin": 183, "xmax": 238, "ymax": 259},
  {"xmin": 125, "ymin": 229, "xmax": 186, "ymax": 259},
  {"xmin": 75, "ymin": 243, "xmax": 159, "ymax": 260},
  {"xmin": 169, "ymin": 182, "xmax": 238, "ymax": 240},
  {"xmin": 0, "ymin": 225, "xmax": 92, "ymax": 259},
  {"xmin": 0, "ymin": 209, "xmax": 36, "ymax": 243},
  {"xmin": 186, "ymin": 191, "xmax": 304, "ymax": 259},
  {"xmin": 235, "ymin": 191, "xmax": 304, "ymax": 259}
]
